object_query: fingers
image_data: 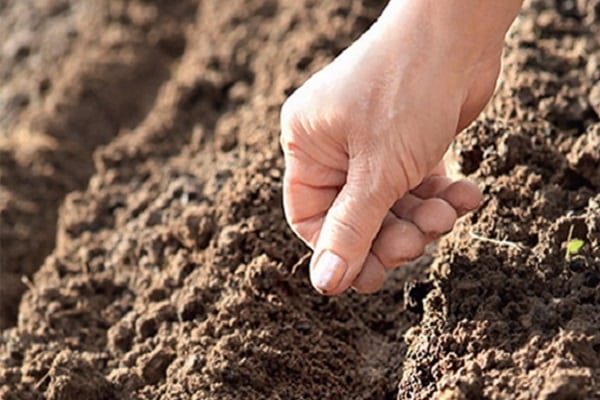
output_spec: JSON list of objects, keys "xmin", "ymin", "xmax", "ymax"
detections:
[
  {"xmin": 281, "ymin": 104, "xmax": 402, "ymax": 296},
  {"xmin": 285, "ymin": 164, "xmax": 481, "ymax": 297},
  {"xmin": 351, "ymin": 253, "xmax": 386, "ymax": 294},
  {"xmin": 283, "ymin": 181, "xmax": 336, "ymax": 246},
  {"xmin": 350, "ymin": 178, "xmax": 481, "ymax": 295},
  {"xmin": 391, "ymin": 195, "xmax": 457, "ymax": 237},
  {"xmin": 408, "ymin": 198, "xmax": 457, "ymax": 236},
  {"xmin": 310, "ymin": 162, "xmax": 398, "ymax": 296},
  {"xmin": 351, "ymin": 214, "xmax": 427, "ymax": 293},
  {"xmin": 436, "ymin": 180, "xmax": 483, "ymax": 216},
  {"xmin": 282, "ymin": 142, "xmax": 346, "ymax": 247},
  {"xmin": 429, "ymin": 160, "xmax": 446, "ymax": 176},
  {"xmin": 411, "ymin": 175, "xmax": 454, "ymax": 198},
  {"xmin": 281, "ymin": 120, "xmax": 479, "ymax": 297},
  {"xmin": 372, "ymin": 213, "xmax": 427, "ymax": 267},
  {"xmin": 411, "ymin": 176, "xmax": 482, "ymax": 216}
]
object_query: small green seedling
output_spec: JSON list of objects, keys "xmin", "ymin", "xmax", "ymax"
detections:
[
  {"xmin": 564, "ymin": 225, "xmax": 585, "ymax": 262},
  {"xmin": 566, "ymin": 239, "xmax": 584, "ymax": 257}
]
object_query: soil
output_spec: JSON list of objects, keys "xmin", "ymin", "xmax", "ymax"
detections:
[{"xmin": 0, "ymin": 0, "xmax": 598, "ymax": 399}]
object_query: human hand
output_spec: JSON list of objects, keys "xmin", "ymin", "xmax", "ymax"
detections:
[{"xmin": 281, "ymin": 0, "xmax": 520, "ymax": 295}]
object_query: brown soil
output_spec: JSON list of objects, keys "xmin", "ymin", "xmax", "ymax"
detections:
[
  {"xmin": 0, "ymin": 0, "xmax": 193, "ymax": 329},
  {"xmin": 0, "ymin": 0, "xmax": 598, "ymax": 399}
]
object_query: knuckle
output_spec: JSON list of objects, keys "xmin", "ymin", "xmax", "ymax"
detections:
[
  {"xmin": 378, "ymin": 252, "xmax": 399, "ymax": 270},
  {"xmin": 280, "ymin": 97, "xmax": 297, "ymax": 129},
  {"xmin": 352, "ymin": 264, "xmax": 385, "ymax": 294},
  {"xmin": 279, "ymin": 97, "xmax": 306, "ymax": 153}
]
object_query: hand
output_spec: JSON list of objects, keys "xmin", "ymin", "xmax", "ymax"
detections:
[{"xmin": 281, "ymin": 1, "xmax": 517, "ymax": 295}]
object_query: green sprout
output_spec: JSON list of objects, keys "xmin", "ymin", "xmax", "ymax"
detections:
[
  {"xmin": 564, "ymin": 225, "xmax": 585, "ymax": 262},
  {"xmin": 567, "ymin": 239, "xmax": 585, "ymax": 256}
]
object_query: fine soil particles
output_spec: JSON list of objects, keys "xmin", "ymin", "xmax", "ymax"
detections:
[{"xmin": 0, "ymin": 0, "xmax": 599, "ymax": 399}]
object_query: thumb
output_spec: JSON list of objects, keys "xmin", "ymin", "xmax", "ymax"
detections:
[{"xmin": 310, "ymin": 162, "xmax": 399, "ymax": 295}]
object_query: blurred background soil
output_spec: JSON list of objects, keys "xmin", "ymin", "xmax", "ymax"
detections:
[{"xmin": 0, "ymin": 0, "xmax": 598, "ymax": 398}]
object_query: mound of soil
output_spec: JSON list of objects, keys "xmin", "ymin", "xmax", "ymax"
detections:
[
  {"xmin": 1, "ymin": 0, "xmax": 598, "ymax": 399},
  {"xmin": 0, "ymin": 0, "xmax": 194, "ymax": 329},
  {"xmin": 398, "ymin": 2, "xmax": 600, "ymax": 397}
]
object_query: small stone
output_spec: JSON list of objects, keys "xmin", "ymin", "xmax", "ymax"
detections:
[
  {"xmin": 138, "ymin": 347, "xmax": 175, "ymax": 385},
  {"xmin": 178, "ymin": 295, "xmax": 206, "ymax": 321},
  {"xmin": 107, "ymin": 323, "xmax": 134, "ymax": 352},
  {"xmin": 184, "ymin": 354, "xmax": 205, "ymax": 373}
]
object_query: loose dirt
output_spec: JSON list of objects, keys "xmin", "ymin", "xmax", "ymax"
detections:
[{"xmin": 0, "ymin": 0, "xmax": 598, "ymax": 399}]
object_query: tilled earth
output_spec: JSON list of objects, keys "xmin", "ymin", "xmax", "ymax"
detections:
[{"xmin": 0, "ymin": 0, "xmax": 599, "ymax": 399}]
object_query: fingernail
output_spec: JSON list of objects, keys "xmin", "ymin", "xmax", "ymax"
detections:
[{"xmin": 310, "ymin": 250, "xmax": 347, "ymax": 293}]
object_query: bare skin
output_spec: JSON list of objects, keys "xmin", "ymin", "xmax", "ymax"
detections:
[{"xmin": 281, "ymin": 0, "xmax": 523, "ymax": 295}]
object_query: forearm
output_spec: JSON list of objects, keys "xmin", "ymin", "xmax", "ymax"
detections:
[{"xmin": 371, "ymin": 0, "xmax": 523, "ymax": 67}]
